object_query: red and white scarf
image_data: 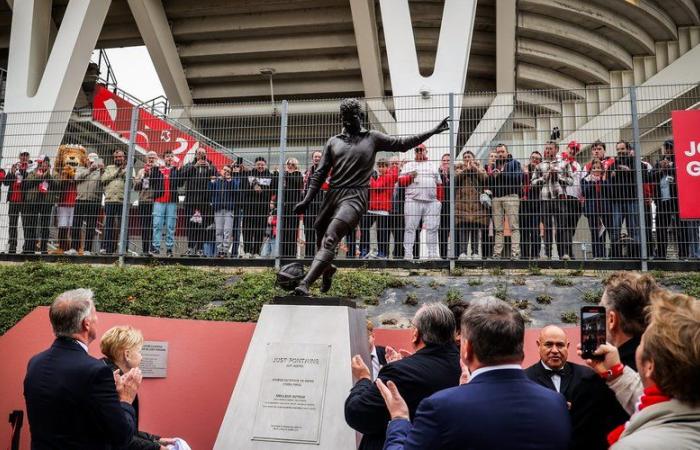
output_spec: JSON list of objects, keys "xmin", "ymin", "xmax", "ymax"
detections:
[{"xmin": 607, "ymin": 384, "xmax": 671, "ymax": 446}]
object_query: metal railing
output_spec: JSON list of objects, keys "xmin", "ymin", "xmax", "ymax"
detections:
[{"xmin": 0, "ymin": 84, "xmax": 699, "ymax": 271}]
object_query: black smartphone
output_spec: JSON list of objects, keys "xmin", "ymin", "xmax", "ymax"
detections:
[{"xmin": 581, "ymin": 306, "xmax": 606, "ymax": 360}]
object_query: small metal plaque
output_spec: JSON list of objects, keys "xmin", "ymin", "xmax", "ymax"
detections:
[
  {"xmin": 251, "ymin": 342, "xmax": 331, "ymax": 444},
  {"xmin": 140, "ymin": 341, "xmax": 168, "ymax": 378}
]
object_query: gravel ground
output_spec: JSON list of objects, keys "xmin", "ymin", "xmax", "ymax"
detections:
[{"xmin": 366, "ymin": 272, "xmax": 609, "ymax": 329}]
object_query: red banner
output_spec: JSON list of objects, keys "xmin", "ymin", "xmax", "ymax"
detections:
[
  {"xmin": 92, "ymin": 84, "xmax": 231, "ymax": 169},
  {"xmin": 672, "ymin": 110, "xmax": 700, "ymax": 219}
]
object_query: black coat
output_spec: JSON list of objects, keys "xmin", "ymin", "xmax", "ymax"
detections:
[
  {"xmin": 102, "ymin": 358, "xmax": 161, "ymax": 450},
  {"xmin": 344, "ymin": 343, "xmax": 460, "ymax": 450},
  {"xmin": 525, "ymin": 361, "xmax": 629, "ymax": 450},
  {"xmin": 179, "ymin": 159, "xmax": 217, "ymax": 204},
  {"xmin": 23, "ymin": 337, "xmax": 136, "ymax": 450}
]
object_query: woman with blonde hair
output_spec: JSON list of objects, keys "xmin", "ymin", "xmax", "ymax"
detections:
[{"xmin": 101, "ymin": 326, "xmax": 176, "ymax": 450}]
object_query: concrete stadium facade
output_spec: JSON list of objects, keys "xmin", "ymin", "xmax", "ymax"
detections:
[{"xmin": 0, "ymin": 0, "xmax": 699, "ymax": 161}]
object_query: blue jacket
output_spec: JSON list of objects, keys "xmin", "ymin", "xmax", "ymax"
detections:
[
  {"xmin": 490, "ymin": 156, "xmax": 524, "ymax": 198},
  {"xmin": 384, "ymin": 368, "xmax": 571, "ymax": 450},
  {"xmin": 24, "ymin": 337, "xmax": 136, "ymax": 450},
  {"xmin": 209, "ymin": 177, "xmax": 240, "ymax": 211},
  {"xmin": 581, "ymin": 177, "xmax": 611, "ymax": 216}
]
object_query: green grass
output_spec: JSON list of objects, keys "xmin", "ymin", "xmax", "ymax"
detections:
[
  {"xmin": 527, "ymin": 265, "xmax": 543, "ymax": 276},
  {"xmin": 404, "ymin": 292, "xmax": 419, "ymax": 306},
  {"xmin": 561, "ymin": 311, "xmax": 579, "ymax": 324},
  {"xmin": 489, "ymin": 267, "xmax": 505, "ymax": 276},
  {"xmin": 660, "ymin": 273, "xmax": 700, "ymax": 298},
  {"xmin": 552, "ymin": 275, "xmax": 574, "ymax": 287},
  {"xmin": 0, "ymin": 262, "xmax": 407, "ymax": 335},
  {"xmin": 536, "ymin": 294, "xmax": 553, "ymax": 305},
  {"xmin": 467, "ymin": 278, "xmax": 483, "ymax": 286},
  {"xmin": 582, "ymin": 289, "xmax": 603, "ymax": 304},
  {"xmin": 444, "ymin": 288, "xmax": 463, "ymax": 306},
  {"xmin": 494, "ymin": 283, "xmax": 509, "ymax": 301}
]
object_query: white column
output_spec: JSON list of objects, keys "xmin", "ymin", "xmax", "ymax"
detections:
[
  {"xmin": 379, "ymin": 0, "xmax": 477, "ymax": 163},
  {"xmin": 2, "ymin": 0, "xmax": 111, "ymax": 161},
  {"xmin": 1, "ymin": 0, "xmax": 110, "ymax": 252}
]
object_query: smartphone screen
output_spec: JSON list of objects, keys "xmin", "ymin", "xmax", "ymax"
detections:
[{"xmin": 581, "ymin": 306, "xmax": 606, "ymax": 360}]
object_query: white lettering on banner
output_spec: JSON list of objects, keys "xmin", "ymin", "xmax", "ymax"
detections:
[
  {"xmin": 687, "ymin": 161, "xmax": 700, "ymax": 177},
  {"xmin": 685, "ymin": 142, "xmax": 700, "ymax": 176}
]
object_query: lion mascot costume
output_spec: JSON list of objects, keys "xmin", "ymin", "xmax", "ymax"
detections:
[{"xmin": 52, "ymin": 144, "xmax": 89, "ymax": 253}]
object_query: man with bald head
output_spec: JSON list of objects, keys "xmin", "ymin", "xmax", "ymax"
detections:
[{"xmin": 526, "ymin": 325, "xmax": 628, "ymax": 450}]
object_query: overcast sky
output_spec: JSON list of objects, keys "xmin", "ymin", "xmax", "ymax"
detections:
[{"xmin": 95, "ymin": 46, "xmax": 165, "ymax": 102}]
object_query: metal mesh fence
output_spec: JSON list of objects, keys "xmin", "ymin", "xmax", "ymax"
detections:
[{"xmin": 0, "ymin": 84, "xmax": 698, "ymax": 267}]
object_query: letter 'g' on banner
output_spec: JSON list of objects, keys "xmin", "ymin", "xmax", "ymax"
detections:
[{"xmin": 672, "ymin": 110, "xmax": 700, "ymax": 219}]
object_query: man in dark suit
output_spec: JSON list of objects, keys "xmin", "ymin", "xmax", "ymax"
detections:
[
  {"xmin": 24, "ymin": 289, "xmax": 142, "ymax": 450},
  {"xmin": 345, "ymin": 303, "xmax": 461, "ymax": 450},
  {"xmin": 526, "ymin": 325, "xmax": 628, "ymax": 450},
  {"xmin": 377, "ymin": 298, "xmax": 571, "ymax": 450}
]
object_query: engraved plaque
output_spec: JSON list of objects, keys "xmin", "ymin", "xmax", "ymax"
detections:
[
  {"xmin": 140, "ymin": 341, "xmax": 168, "ymax": 378},
  {"xmin": 251, "ymin": 342, "xmax": 331, "ymax": 444}
]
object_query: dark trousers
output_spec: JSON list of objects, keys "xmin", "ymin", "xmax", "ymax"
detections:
[
  {"xmin": 346, "ymin": 226, "xmax": 358, "ymax": 258},
  {"xmin": 137, "ymin": 202, "xmax": 153, "ymax": 253},
  {"xmin": 70, "ymin": 200, "xmax": 101, "ymax": 253},
  {"xmin": 304, "ymin": 214, "xmax": 316, "ymax": 258},
  {"xmin": 185, "ymin": 203, "xmax": 212, "ymax": 252},
  {"xmin": 390, "ymin": 210, "xmax": 405, "ymax": 258},
  {"xmin": 657, "ymin": 199, "xmax": 694, "ymax": 259},
  {"xmin": 242, "ymin": 207, "xmax": 267, "ymax": 255},
  {"xmin": 281, "ymin": 211, "xmax": 299, "ymax": 258},
  {"xmin": 456, "ymin": 222, "xmax": 480, "ymax": 256},
  {"xmin": 360, "ymin": 213, "xmax": 391, "ymax": 257},
  {"xmin": 542, "ymin": 200, "xmax": 565, "ymax": 258},
  {"xmin": 520, "ymin": 198, "xmax": 541, "ymax": 259},
  {"xmin": 24, "ymin": 203, "xmax": 52, "ymax": 253},
  {"xmin": 439, "ymin": 201, "xmax": 451, "ymax": 259},
  {"xmin": 586, "ymin": 213, "xmax": 607, "ymax": 258},
  {"xmin": 560, "ymin": 196, "xmax": 582, "ymax": 258},
  {"xmin": 7, "ymin": 202, "xmax": 26, "ymax": 253},
  {"xmin": 481, "ymin": 216, "xmax": 494, "ymax": 258},
  {"xmin": 102, "ymin": 203, "xmax": 123, "ymax": 254}
]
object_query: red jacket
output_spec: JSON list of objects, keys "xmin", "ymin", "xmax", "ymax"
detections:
[{"xmin": 369, "ymin": 166, "xmax": 398, "ymax": 212}]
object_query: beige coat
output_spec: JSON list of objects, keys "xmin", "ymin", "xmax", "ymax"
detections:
[
  {"xmin": 613, "ymin": 399, "xmax": 700, "ymax": 449},
  {"xmin": 75, "ymin": 166, "xmax": 103, "ymax": 202},
  {"xmin": 101, "ymin": 165, "xmax": 126, "ymax": 203},
  {"xmin": 454, "ymin": 165, "xmax": 489, "ymax": 226}
]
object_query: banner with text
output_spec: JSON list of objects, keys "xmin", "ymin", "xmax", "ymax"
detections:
[
  {"xmin": 672, "ymin": 110, "xmax": 700, "ymax": 219},
  {"xmin": 92, "ymin": 84, "xmax": 231, "ymax": 169}
]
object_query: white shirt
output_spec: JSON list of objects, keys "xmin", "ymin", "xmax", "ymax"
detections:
[
  {"xmin": 469, "ymin": 364, "xmax": 522, "ymax": 382},
  {"xmin": 370, "ymin": 346, "xmax": 381, "ymax": 381},
  {"xmin": 541, "ymin": 361, "xmax": 562, "ymax": 392},
  {"xmin": 400, "ymin": 160, "xmax": 441, "ymax": 202},
  {"xmin": 74, "ymin": 339, "xmax": 88, "ymax": 353}
]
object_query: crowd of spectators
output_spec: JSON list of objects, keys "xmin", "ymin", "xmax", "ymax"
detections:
[{"xmin": 2, "ymin": 138, "xmax": 699, "ymax": 260}]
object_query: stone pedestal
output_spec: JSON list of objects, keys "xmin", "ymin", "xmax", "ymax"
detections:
[{"xmin": 214, "ymin": 297, "xmax": 368, "ymax": 449}]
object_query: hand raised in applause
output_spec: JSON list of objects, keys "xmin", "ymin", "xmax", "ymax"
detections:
[
  {"xmin": 114, "ymin": 367, "xmax": 142, "ymax": 404},
  {"xmin": 376, "ymin": 379, "xmax": 409, "ymax": 420},
  {"xmin": 351, "ymin": 355, "xmax": 371, "ymax": 381}
]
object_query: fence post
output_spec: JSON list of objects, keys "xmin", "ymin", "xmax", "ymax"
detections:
[
  {"xmin": 274, "ymin": 100, "xmax": 289, "ymax": 270},
  {"xmin": 0, "ymin": 111, "xmax": 7, "ymax": 162},
  {"xmin": 448, "ymin": 93, "xmax": 456, "ymax": 273},
  {"xmin": 118, "ymin": 105, "xmax": 139, "ymax": 265},
  {"xmin": 629, "ymin": 86, "xmax": 648, "ymax": 271}
]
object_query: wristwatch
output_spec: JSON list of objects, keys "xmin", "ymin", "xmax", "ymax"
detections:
[{"xmin": 599, "ymin": 363, "xmax": 624, "ymax": 381}]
